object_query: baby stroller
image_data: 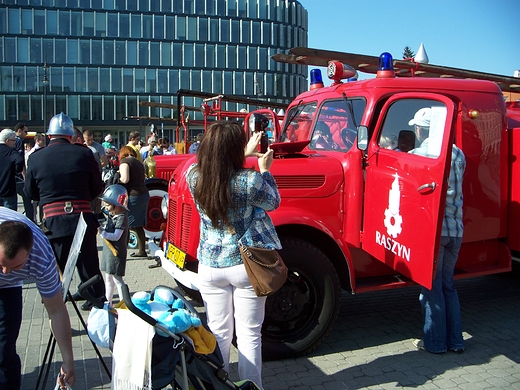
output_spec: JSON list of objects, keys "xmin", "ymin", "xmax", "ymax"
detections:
[{"xmin": 113, "ymin": 284, "xmax": 260, "ymax": 390}]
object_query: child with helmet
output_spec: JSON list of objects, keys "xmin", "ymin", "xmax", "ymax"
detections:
[{"xmin": 97, "ymin": 184, "xmax": 130, "ymax": 307}]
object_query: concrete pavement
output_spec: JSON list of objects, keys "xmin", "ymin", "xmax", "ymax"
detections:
[{"xmin": 14, "ymin": 203, "xmax": 520, "ymax": 389}]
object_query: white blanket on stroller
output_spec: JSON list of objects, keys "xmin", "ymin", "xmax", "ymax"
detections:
[{"xmin": 112, "ymin": 309, "xmax": 155, "ymax": 390}]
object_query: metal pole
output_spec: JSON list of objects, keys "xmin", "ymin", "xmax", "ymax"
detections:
[{"xmin": 43, "ymin": 62, "xmax": 48, "ymax": 132}]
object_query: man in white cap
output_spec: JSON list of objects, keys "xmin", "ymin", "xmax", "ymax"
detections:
[
  {"xmin": 409, "ymin": 106, "xmax": 467, "ymax": 355},
  {"xmin": 408, "ymin": 107, "xmax": 431, "ymax": 155}
]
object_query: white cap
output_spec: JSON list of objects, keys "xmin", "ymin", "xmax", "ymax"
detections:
[
  {"xmin": 408, "ymin": 108, "xmax": 431, "ymax": 127},
  {"xmin": 104, "ymin": 134, "xmax": 112, "ymax": 142}
]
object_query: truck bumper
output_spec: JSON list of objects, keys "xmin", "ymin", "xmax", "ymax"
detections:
[{"xmin": 148, "ymin": 239, "xmax": 200, "ymax": 291}]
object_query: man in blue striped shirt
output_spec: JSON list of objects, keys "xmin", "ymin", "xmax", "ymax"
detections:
[{"xmin": 0, "ymin": 207, "xmax": 76, "ymax": 389}]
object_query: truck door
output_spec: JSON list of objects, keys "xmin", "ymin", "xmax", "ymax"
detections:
[{"xmin": 362, "ymin": 95, "xmax": 456, "ymax": 289}]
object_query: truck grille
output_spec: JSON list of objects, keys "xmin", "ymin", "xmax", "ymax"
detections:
[
  {"xmin": 274, "ymin": 175, "xmax": 326, "ymax": 189},
  {"xmin": 167, "ymin": 197, "xmax": 192, "ymax": 252}
]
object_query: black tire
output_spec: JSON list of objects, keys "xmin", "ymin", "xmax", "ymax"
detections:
[
  {"xmin": 261, "ymin": 237, "xmax": 341, "ymax": 360},
  {"xmin": 144, "ymin": 183, "xmax": 168, "ymax": 240}
]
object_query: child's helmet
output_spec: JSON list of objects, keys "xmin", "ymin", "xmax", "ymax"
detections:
[{"xmin": 99, "ymin": 184, "xmax": 129, "ymax": 210}]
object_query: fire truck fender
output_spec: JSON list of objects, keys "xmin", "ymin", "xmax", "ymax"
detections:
[{"xmin": 270, "ymin": 208, "xmax": 354, "ymax": 291}]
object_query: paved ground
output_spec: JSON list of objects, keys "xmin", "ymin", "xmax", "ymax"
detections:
[{"xmin": 14, "ymin": 202, "xmax": 520, "ymax": 389}]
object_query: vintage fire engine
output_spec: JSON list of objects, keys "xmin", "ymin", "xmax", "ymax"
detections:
[{"xmin": 149, "ymin": 47, "xmax": 520, "ymax": 360}]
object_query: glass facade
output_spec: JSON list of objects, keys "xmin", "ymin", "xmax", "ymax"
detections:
[{"xmin": 0, "ymin": 0, "xmax": 308, "ymax": 135}]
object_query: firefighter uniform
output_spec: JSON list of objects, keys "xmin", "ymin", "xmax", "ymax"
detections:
[{"xmin": 24, "ymin": 115, "xmax": 105, "ymax": 303}]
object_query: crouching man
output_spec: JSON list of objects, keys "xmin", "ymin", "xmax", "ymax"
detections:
[{"xmin": 0, "ymin": 207, "xmax": 75, "ymax": 389}]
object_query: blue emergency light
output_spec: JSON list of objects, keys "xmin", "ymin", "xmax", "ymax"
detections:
[
  {"xmin": 377, "ymin": 52, "xmax": 395, "ymax": 78},
  {"xmin": 310, "ymin": 69, "xmax": 324, "ymax": 90}
]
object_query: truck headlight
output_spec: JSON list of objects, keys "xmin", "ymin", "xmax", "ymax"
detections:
[{"xmin": 161, "ymin": 194, "xmax": 168, "ymax": 219}]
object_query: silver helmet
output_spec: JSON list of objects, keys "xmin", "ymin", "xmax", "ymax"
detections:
[
  {"xmin": 99, "ymin": 184, "xmax": 129, "ymax": 210},
  {"xmin": 47, "ymin": 112, "xmax": 74, "ymax": 136}
]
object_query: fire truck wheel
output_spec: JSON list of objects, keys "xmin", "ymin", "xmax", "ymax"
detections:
[
  {"xmin": 127, "ymin": 229, "xmax": 138, "ymax": 249},
  {"xmin": 144, "ymin": 184, "xmax": 168, "ymax": 240},
  {"xmin": 261, "ymin": 237, "xmax": 341, "ymax": 360}
]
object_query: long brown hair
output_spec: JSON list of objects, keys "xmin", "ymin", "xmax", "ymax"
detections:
[{"xmin": 193, "ymin": 121, "xmax": 246, "ymax": 227}]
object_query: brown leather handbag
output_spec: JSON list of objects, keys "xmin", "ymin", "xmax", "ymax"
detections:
[{"xmin": 238, "ymin": 243, "xmax": 288, "ymax": 297}]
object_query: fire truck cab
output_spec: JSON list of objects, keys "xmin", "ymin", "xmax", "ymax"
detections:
[{"xmin": 151, "ymin": 51, "xmax": 520, "ymax": 360}]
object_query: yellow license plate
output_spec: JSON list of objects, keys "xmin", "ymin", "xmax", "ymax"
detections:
[{"xmin": 165, "ymin": 242, "xmax": 187, "ymax": 269}]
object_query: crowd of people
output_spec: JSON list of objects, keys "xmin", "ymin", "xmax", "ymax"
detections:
[
  {"xmin": 0, "ymin": 114, "xmax": 277, "ymax": 389},
  {"xmin": 0, "ymin": 114, "xmax": 158, "ymax": 389}
]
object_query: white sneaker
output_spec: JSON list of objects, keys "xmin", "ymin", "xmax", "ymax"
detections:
[{"xmin": 412, "ymin": 339, "xmax": 425, "ymax": 350}]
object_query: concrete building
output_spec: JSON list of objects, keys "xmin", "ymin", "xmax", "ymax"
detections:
[{"xmin": 0, "ymin": 0, "xmax": 308, "ymax": 145}]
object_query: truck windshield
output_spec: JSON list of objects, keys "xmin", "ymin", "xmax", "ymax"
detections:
[
  {"xmin": 279, "ymin": 102, "xmax": 318, "ymax": 143},
  {"xmin": 310, "ymin": 98, "xmax": 366, "ymax": 152}
]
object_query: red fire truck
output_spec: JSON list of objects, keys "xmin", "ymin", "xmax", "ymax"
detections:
[{"xmin": 149, "ymin": 47, "xmax": 520, "ymax": 360}]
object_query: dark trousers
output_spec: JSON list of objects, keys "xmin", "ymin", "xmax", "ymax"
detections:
[
  {"xmin": 0, "ymin": 287, "xmax": 22, "ymax": 390},
  {"xmin": 16, "ymin": 181, "xmax": 33, "ymax": 222},
  {"xmin": 51, "ymin": 229, "xmax": 105, "ymax": 299}
]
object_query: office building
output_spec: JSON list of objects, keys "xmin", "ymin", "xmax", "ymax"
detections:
[{"xmin": 0, "ymin": 0, "xmax": 308, "ymax": 145}]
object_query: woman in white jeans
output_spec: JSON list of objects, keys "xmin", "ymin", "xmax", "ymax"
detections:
[{"xmin": 186, "ymin": 120, "xmax": 281, "ymax": 389}]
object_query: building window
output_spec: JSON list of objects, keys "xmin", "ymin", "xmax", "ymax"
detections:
[
  {"xmin": 103, "ymin": 96, "xmax": 115, "ymax": 121},
  {"xmin": 71, "ymin": 11, "xmax": 82, "ymax": 36},
  {"xmin": 63, "ymin": 67, "xmax": 74, "ymax": 92},
  {"xmin": 107, "ymin": 13, "xmax": 118, "ymax": 37},
  {"xmin": 79, "ymin": 39, "xmax": 90, "ymax": 64},
  {"xmin": 112, "ymin": 68, "xmax": 121, "ymax": 92},
  {"xmin": 145, "ymin": 69, "xmax": 155, "ymax": 93},
  {"xmin": 131, "ymin": 14, "xmax": 141, "ymax": 38},
  {"xmin": 138, "ymin": 41, "xmax": 148, "ymax": 66},
  {"xmin": 154, "ymin": 15, "xmax": 164, "ymax": 40},
  {"xmin": 127, "ymin": 41, "xmax": 137, "ymax": 65},
  {"xmin": 30, "ymin": 39, "xmax": 41, "ymax": 64},
  {"xmin": 92, "ymin": 41, "xmax": 103, "ymax": 64},
  {"xmin": 33, "ymin": 10, "xmax": 44, "ymax": 35},
  {"xmin": 161, "ymin": 42, "xmax": 171, "ymax": 67},
  {"xmin": 143, "ymin": 14, "xmax": 152, "ymax": 39},
  {"xmin": 176, "ymin": 16, "xmax": 186, "ymax": 40},
  {"xmin": 104, "ymin": 40, "xmax": 115, "ymax": 65},
  {"xmin": 22, "ymin": 9, "xmax": 33, "ymax": 35},
  {"xmin": 68, "ymin": 95, "xmax": 79, "ymax": 120},
  {"xmin": 59, "ymin": 11, "xmax": 71, "ymax": 36},
  {"xmin": 84, "ymin": 13, "xmax": 94, "ymax": 35},
  {"xmin": 183, "ymin": 43, "xmax": 193, "ymax": 67},
  {"xmin": 122, "ymin": 68, "xmax": 133, "ymax": 92},
  {"xmin": 88, "ymin": 67, "xmax": 99, "ymax": 92},
  {"xmin": 100, "ymin": 68, "xmax": 110, "ymax": 92},
  {"xmin": 76, "ymin": 67, "xmax": 86, "ymax": 92},
  {"xmin": 119, "ymin": 13, "xmax": 129, "ymax": 38},
  {"xmin": 8, "ymin": 9, "xmax": 20, "ymax": 35}
]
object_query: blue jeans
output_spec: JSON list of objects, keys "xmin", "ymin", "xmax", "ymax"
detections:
[
  {"xmin": 419, "ymin": 236, "xmax": 464, "ymax": 353},
  {"xmin": 0, "ymin": 196, "xmax": 17, "ymax": 211},
  {"xmin": 0, "ymin": 287, "xmax": 23, "ymax": 389}
]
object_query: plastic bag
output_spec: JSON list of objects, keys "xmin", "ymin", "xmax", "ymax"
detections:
[{"xmin": 87, "ymin": 303, "xmax": 116, "ymax": 349}]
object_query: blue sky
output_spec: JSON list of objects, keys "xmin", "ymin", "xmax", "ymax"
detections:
[{"xmin": 297, "ymin": 0, "xmax": 519, "ymax": 81}]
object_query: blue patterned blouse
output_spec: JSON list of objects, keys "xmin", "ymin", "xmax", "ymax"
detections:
[{"xmin": 186, "ymin": 164, "xmax": 282, "ymax": 268}]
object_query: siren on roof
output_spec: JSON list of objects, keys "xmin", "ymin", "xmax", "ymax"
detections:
[
  {"xmin": 377, "ymin": 52, "xmax": 395, "ymax": 78},
  {"xmin": 327, "ymin": 61, "xmax": 357, "ymax": 84},
  {"xmin": 310, "ymin": 69, "xmax": 324, "ymax": 90}
]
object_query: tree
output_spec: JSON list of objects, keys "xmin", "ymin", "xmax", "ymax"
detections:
[{"xmin": 402, "ymin": 46, "xmax": 415, "ymax": 60}]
